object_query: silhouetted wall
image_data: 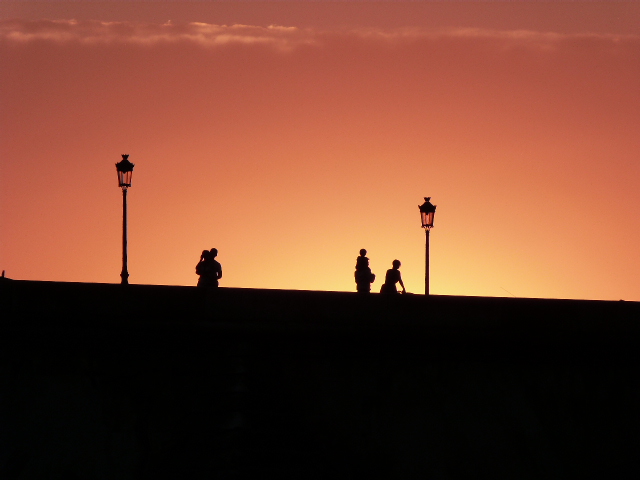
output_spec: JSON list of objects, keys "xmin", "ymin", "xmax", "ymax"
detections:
[{"xmin": 1, "ymin": 280, "xmax": 639, "ymax": 479}]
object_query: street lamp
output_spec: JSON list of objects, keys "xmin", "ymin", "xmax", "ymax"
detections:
[
  {"xmin": 115, "ymin": 154, "xmax": 135, "ymax": 285},
  {"xmin": 418, "ymin": 197, "xmax": 436, "ymax": 295}
]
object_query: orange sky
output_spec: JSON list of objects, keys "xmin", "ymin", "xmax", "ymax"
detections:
[{"xmin": 1, "ymin": 1, "xmax": 639, "ymax": 300}]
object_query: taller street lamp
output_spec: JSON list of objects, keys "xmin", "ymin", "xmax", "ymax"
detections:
[
  {"xmin": 115, "ymin": 154, "xmax": 135, "ymax": 285},
  {"xmin": 419, "ymin": 197, "xmax": 436, "ymax": 295}
]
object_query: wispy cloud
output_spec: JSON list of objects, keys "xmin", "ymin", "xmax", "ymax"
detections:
[
  {"xmin": 0, "ymin": 19, "xmax": 313, "ymax": 51},
  {"xmin": 348, "ymin": 25, "xmax": 638, "ymax": 51},
  {"xmin": 0, "ymin": 19, "xmax": 636, "ymax": 51}
]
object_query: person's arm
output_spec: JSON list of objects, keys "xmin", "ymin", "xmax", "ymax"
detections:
[
  {"xmin": 398, "ymin": 273, "xmax": 406, "ymax": 293},
  {"xmin": 217, "ymin": 265, "xmax": 223, "ymax": 280}
]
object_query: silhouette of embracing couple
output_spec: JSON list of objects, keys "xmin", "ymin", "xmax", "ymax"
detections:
[{"xmin": 196, "ymin": 248, "xmax": 222, "ymax": 288}]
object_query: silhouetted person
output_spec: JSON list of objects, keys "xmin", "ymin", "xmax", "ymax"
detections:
[
  {"xmin": 209, "ymin": 248, "xmax": 222, "ymax": 287},
  {"xmin": 196, "ymin": 248, "xmax": 222, "ymax": 288},
  {"xmin": 196, "ymin": 250, "xmax": 211, "ymax": 287},
  {"xmin": 354, "ymin": 248, "xmax": 375, "ymax": 293},
  {"xmin": 380, "ymin": 259, "xmax": 406, "ymax": 294}
]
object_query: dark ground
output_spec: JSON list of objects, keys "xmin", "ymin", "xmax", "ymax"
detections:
[{"xmin": 1, "ymin": 279, "xmax": 639, "ymax": 479}]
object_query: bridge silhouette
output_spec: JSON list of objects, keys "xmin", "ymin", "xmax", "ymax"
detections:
[{"xmin": 2, "ymin": 280, "xmax": 639, "ymax": 479}]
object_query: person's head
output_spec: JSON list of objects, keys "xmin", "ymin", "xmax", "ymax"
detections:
[
  {"xmin": 210, "ymin": 248, "xmax": 218, "ymax": 258},
  {"xmin": 392, "ymin": 259, "xmax": 401, "ymax": 269},
  {"xmin": 359, "ymin": 249, "xmax": 367, "ymax": 256},
  {"xmin": 201, "ymin": 250, "xmax": 210, "ymax": 260}
]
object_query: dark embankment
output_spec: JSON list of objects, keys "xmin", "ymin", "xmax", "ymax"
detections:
[{"xmin": 1, "ymin": 279, "xmax": 639, "ymax": 479}]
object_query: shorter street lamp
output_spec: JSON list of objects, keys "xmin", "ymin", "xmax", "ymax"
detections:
[
  {"xmin": 419, "ymin": 197, "xmax": 437, "ymax": 295},
  {"xmin": 115, "ymin": 154, "xmax": 135, "ymax": 285}
]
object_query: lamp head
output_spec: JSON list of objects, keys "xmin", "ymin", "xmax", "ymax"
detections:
[
  {"xmin": 115, "ymin": 154, "xmax": 135, "ymax": 188},
  {"xmin": 419, "ymin": 197, "xmax": 436, "ymax": 229}
]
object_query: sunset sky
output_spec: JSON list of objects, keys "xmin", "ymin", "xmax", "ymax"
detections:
[{"xmin": 1, "ymin": 1, "xmax": 639, "ymax": 301}]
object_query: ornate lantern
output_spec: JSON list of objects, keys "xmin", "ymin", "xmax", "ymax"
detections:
[
  {"xmin": 115, "ymin": 154, "xmax": 135, "ymax": 188},
  {"xmin": 419, "ymin": 197, "xmax": 436, "ymax": 229}
]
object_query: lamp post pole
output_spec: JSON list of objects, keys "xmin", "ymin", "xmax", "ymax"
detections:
[
  {"xmin": 115, "ymin": 154, "xmax": 135, "ymax": 285},
  {"xmin": 121, "ymin": 187, "xmax": 129, "ymax": 285},
  {"xmin": 425, "ymin": 227, "xmax": 430, "ymax": 296},
  {"xmin": 418, "ymin": 197, "xmax": 436, "ymax": 296}
]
